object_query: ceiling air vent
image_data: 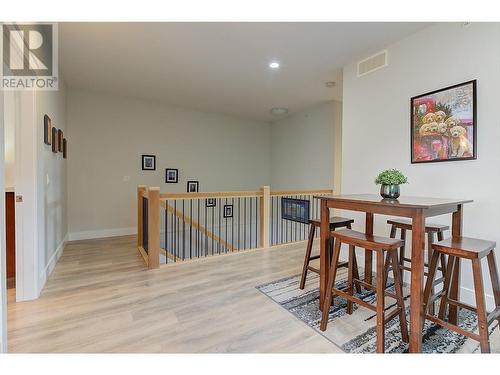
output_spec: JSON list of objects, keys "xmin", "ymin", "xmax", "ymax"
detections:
[{"xmin": 357, "ymin": 49, "xmax": 388, "ymax": 77}]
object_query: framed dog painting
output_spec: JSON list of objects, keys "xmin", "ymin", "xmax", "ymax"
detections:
[{"xmin": 411, "ymin": 80, "xmax": 476, "ymax": 163}]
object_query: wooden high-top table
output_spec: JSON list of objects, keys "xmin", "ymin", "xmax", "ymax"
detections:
[{"xmin": 315, "ymin": 194, "xmax": 473, "ymax": 353}]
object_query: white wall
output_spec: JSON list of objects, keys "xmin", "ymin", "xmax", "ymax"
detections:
[
  {"xmin": 342, "ymin": 23, "xmax": 500, "ymax": 308},
  {"xmin": 270, "ymin": 101, "xmax": 338, "ymax": 190},
  {"xmin": 35, "ymin": 78, "xmax": 69, "ymax": 293},
  {"xmin": 67, "ymin": 88, "xmax": 271, "ymax": 240}
]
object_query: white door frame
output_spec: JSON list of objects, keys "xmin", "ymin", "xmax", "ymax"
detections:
[
  {"xmin": 0, "ymin": 87, "xmax": 7, "ymax": 353},
  {"xmin": 14, "ymin": 89, "xmax": 39, "ymax": 302}
]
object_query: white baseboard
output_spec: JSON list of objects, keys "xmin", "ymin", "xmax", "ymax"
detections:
[
  {"xmin": 38, "ymin": 233, "xmax": 68, "ymax": 295},
  {"xmin": 68, "ymin": 227, "xmax": 136, "ymax": 241}
]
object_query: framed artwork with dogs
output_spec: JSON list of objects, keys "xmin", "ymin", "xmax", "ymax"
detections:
[{"xmin": 410, "ymin": 80, "xmax": 476, "ymax": 164}]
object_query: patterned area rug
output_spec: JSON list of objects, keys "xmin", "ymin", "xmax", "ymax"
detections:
[{"xmin": 256, "ymin": 270, "xmax": 499, "ymax": 353}]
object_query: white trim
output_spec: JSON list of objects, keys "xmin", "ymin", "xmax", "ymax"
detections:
[
  {"xmin": 0, "ymin": 85, "xmax": 7, "ymax": 352},
  {"xmin": 68, "ymin": 227, "xmax": 136, "ymax": 241},
  {"xmin": 37, "ymin": 234, "xmax": 67, "ymax": 294}
]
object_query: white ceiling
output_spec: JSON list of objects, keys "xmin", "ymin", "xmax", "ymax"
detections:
[{"xmin": 59, "ymin": 23, "xmax": 430, "ymax": 122}]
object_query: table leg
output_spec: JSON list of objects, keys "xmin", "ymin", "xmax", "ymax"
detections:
[
  {"xmin": 409, "ymin": 209, "xmax": 425, "ymax": 353},
  {"xmin": 364, "ymin": 212, "xmax": 374, "ymax": 284},
  {"xmin": 319, "ymin": 199, "xmax": 330, "ymax": 310},
  {"xmin": 449, "ymin": 204, "xmax": 463, "ymax": 324}
]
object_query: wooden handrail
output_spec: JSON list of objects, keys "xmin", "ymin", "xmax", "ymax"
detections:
[
  {"xmin": 160, "ymin": 191, "xmax": 262, "ymax": 200},
  {"xmin": 164, "ymin": 202, "xmax": 237, "ymax": 252},
  {"xmin": 270, "ymin": 189, "xmax": 333, "ymax": 196}
]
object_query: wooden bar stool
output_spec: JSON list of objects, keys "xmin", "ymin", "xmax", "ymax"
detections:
[
  {"xmin": 424, "ymin": 237, "xmax": 500, "ymax": 353},
  {"xmin": 320, "ymin": 229, "xmax": 409, "ymax": 353},
  {"xmin": 387, "ymin": 218, "xmax": 449, "ymax": 313},
  {"xmin": 300, "ymin": 217, "xmax": 359, "ymax": 290}
]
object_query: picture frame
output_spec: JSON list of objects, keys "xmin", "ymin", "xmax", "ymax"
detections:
[
  {"xmin": 187, "ymin": 180, "xmax": 199, "ymax": 193},
  {"xmin": 58, "ymin": 129, "xmax": 64, "ymax": 152},
  {"xmin": 206, "ymin": 198, "xmax": 216, "ymax": 207},
  {"xmin": 63, "ymin": 138, "xmax": 67, "ymax": 159},
  {"xmin": 141, "ymin": 155, "xmax": 156, "ymax": 170},
  {"xmin": 411, "ymin": 80, "xmax": 477, "ymax": 164},
  {"xmin": 51, "ymin": 127, "xmax": 58, "ymax": 153},
  {"xmin": 223, "ymin": 204, "xmax": 233, "ymax": 218},
  {"xmin": 44, "ymin": 115, "xmax": 52, "ymax": 145},
  {"xmin": 165, "ymin": 168, "xmax": 178, "ymax": 183}
]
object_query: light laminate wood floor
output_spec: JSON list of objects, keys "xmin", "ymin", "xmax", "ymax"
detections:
[{"xmin": 7, "ymin": 236, "xmax": 342, "ymax": 353}]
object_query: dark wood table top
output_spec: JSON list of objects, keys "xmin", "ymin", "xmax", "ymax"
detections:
[{"xmin": 314, "ymin": 194, "xmax": 473, "ymax": 209}]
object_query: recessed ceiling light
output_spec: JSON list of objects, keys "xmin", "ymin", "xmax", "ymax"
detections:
[
  {"xmin": 270, "ymin": 107, "xmax": 288, "ymax": 116},
  {"xmin": 269, "ymin": 61, "xmax": 280, "ymax": 69}
]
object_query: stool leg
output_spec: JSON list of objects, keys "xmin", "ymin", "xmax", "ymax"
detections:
[
  {"xmin": 390, "ymin": 249, "xmax": 409, "ymax": 343},
  {"xmin": 437, "ymin": 231, "xmax": 447, "ymax": 277},
  {"xmin": 320, "ymin": 238, "xmax": 342, "ymax": 332},
  {"xmin": 449, "ymin": 256, "xmax": 461, "ymax": 325},
  {"xmin": 299, "ymin": 224, "xmax": 316, "ymax": 289},
  {"xmin": 472, "ymin": 258, "xmax": 491, "ymax": 353},
  {"xmin": 486, "ymin": 250, "xmax": 500, "ymax": 327},
  {"xmin": 383, "ymin": 250, "xmax": 391, "ymax": 290},
  {"xmin": 427, "ymin": 232, "xmax": 436, "ymax": 315},
  {"xmin": 399, "ymin": 229, "xmax": 407, "ymax": 282},
  {"xmin": 347, "ymin": 245, "xmax": 355, "ymax": 314},
  {"xmin": 389, "ymin": 224, "xmax": 396, "ymax": 238},
  {"xmin": 352, "ymin": 251, "xmax": 362, "ymax": 294},
  {"xmin": 423, "ymin": 250, "xmax": 440, "ymax": 316},
  {"xmin": 376, "ymin": 250, "xmax": 385, "ymax": 353},
  {"xmin": 438, "ymin": 255, "xmax": 456, "ymax": 320}
]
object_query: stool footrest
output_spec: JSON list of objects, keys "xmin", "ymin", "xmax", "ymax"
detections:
[
  {"xmin": 306, "ymin": 265, "xmax": 320, "ymax": 274},
  {"xmin": 384, "ymin": 307, "xmax": 403, "ymax": 325},
  {"xmin": 487, "ymin": 307, "xmax": 500, "ymax": 325},
  {"xmin": 427, "ymin": 290, "xmax": 446, "ymax": 307},
  {"xmin": 447, "ymin": 298, "xmax": 477, "ymax": 313},
  {"xmin": 426, "ymin": 314, "xmax": 481, "ymax": 341}
]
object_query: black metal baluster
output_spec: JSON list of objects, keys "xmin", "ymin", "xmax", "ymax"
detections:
[
  {"xmin": 255, "ymin": 197, "xmax": 258, "ymax": 248},
  {"xmin": 244, "ymin": 198, "xmax": 247, "ymax": 250},
  {"xmin": 205, "ymin": 200, "xmax": 208, "ymax": 257},
  {"xmin": 249, "ymin": 197, "xmax": 252, "ymax": 248},
  {"xmin": 218, "ymin": 198, "xmax": 222, "ymax": 254},
  {"xmin": 197, "ymin": 199, "xmax": 200, "ymax": 258},
  {"xmin": 238, "ymin": 198, "xmax": 241, "ymax": 251}
]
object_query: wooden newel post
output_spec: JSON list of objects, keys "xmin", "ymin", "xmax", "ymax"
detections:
[
  {"xmin": 137, "ymin": 185, "xmax": 146, "ymax": 248},
  {"xmin": 259, "ymin": 185, "xmax": 270, "ymax": 248},
  {"xmin": 147, "ymin": 187, "xmax": 160, "ymax": 269}
]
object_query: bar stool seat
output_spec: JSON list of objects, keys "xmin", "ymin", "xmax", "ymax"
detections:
[
  {"xmin": 299, "ymin": 217, "xmax": 356, "ymax": 290},
  {"xmin": 424, "ymin": 237, "xmax": 500, "ymax": 353},
  {"xmin": 320, "ymin": 229, "xmax": 409, "ymax": 353}
]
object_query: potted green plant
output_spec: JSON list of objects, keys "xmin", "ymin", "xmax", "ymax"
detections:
[{"xmin": 375, "ymin": 169, "xmax": 408, "ymax": 199}]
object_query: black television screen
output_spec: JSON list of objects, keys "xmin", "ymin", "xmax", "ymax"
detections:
[{"xmin": 281, "ymin": 198, "xmax": 310, "ymax": 224}]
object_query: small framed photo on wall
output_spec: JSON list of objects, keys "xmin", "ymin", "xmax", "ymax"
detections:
[
  {"xmin": 187, "ymin": 180, "xmax": 199, "ymax": 193},
  {"xmin": 63, "ymin": 138, "xmax": 67, "ymax": 159},
  {"xmin": 44, "ymin": 115, "xmax": 52, "ymax": 145},
  {"xmin": 223, "ymin": 204, "xmax": 233, "ymax": 218},
  {"xmin": 165, "ymin": 168, "xmax": 179, "ymax": 183},
  {"xmin": 51, "ymin": 127, "xmax": 58, "ymax": 153},
  {"xmin": 206, "ymin": 198, "xmax": 216, "ymax": 207},
  {"xmin": 58, "ymin": 129, "xmax": 64, "ymax": 152},
  {"xmin": 142, "ymin": 155, "xmax": 156, "ymax": 170}
]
